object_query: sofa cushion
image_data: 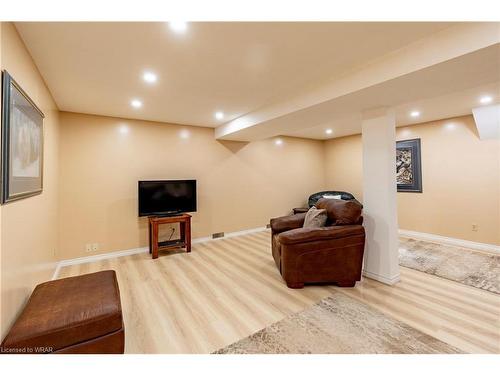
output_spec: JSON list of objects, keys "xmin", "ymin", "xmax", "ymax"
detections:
[
  {"xmin": 303, "ymin": 206, "xmax": 327, "ymax": 228},
  {"xmin": 316, "ymin": 197, "xmax": 362, "ymax": 225},
  {"xmin": 1, "ymin": 270, "xmax": 123, "ymax": 352}
]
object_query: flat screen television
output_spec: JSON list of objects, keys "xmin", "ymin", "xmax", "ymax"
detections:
[{"xmin": 138, "ymin": 180, "xmax": 197, "ymax": 217}]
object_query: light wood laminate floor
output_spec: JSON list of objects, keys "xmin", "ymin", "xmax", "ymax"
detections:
[{"xmin": 58, "ymin": 231, "xmax": 500, "ymax": 354}]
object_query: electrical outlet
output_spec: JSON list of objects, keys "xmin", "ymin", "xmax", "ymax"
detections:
[
  {"xmin": 472, "ymin": 224, "xmax": 478, "ymax": 232},
  {"xmin": 85, "ymin": 244, "xmax": 92, "ymax": 252},
  {"xmin": 91, "ymin": 243, "xmax": 99, "ymax": 252}
]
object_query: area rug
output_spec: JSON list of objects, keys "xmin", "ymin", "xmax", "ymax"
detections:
[
  {"xmin": 213, "ymin": 292, "xmax": 462, "ymax": 354},
  {"xmin": 399, "ymin": 238, "xmax": 499, "ymax": 294}
]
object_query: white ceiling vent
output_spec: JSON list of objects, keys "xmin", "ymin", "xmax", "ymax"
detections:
[{"xmin": 472, "ymin": 104, "xmax": 500, "ymax": 140}]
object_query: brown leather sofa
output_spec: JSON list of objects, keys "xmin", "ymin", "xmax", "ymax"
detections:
[
  {"xmin": 0, "ymin": 270, "xmax": 124, "ymax": 354},
  {"xmin": 270, "ymin": 198, "xmax": 365, "ymax": 289}
]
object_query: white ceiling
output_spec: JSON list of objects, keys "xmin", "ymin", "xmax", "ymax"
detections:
[
  {"xmin": 214, "ymin": 23, "xmax": 500, "ymax": 141},
  {"xmin": 15, "ymin": 22, "xmax": 500, "ymax": 141},
  {"xmin": 16, "ymin": 22, "xmax": 454, "ymax": 128},
  {"xmin": 274, "ymin": 46, "xmax": 500, "ymax": 140}
]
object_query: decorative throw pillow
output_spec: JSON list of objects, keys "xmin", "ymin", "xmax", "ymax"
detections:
[{"xmin": 303, "ymin": 206, "xmax": 327, "ymax": 228}]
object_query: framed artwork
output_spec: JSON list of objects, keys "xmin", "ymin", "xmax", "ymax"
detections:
[
  {"xmin": 1, "ymin": 70, "xmax": 44, "ymax": 204},
  {"xmin": 396, "ymin": 138, "xmax": 422, "ymax": 193}
]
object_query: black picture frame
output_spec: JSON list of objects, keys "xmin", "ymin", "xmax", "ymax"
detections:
[
  {"xmin": 396, "ymin": 138, "xmax": 422, "ymax": 193},
  {"xmin": 1, "ymin": 70, "xmax": 45, "ymax": 204}
]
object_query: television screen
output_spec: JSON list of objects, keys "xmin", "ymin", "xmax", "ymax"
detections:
[{"xmin": 138, "ymin": 180, "xmax": 197, "ymax": 216}]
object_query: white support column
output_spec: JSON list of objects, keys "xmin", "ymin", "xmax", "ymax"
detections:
[{"xmin": 361, "ymin": 109, "xmax": 400, "ymax": 285}]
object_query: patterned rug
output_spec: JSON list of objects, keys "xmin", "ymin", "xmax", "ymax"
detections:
[
  {"xmin": 399, "ymin": 238, "xmax": 500, "ymax": 294},
  {"xmin": 214, "ymin": 292, "xmax": 462, "ymax": 354}
]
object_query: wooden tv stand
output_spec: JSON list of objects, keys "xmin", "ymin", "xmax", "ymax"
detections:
[{"xmin": 148, "ymin": 214, "xmax": 191, "ymax": 259}]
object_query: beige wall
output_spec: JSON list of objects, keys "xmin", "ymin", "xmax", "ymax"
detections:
[
  {"xmin": 325, "ymin": 115, "xmax": 500, "ymax": 245},
  {"xmin": 58, "ymin": 112, "xmax": 326, "ymax": 260},
  {"xmin": 324, "ymin": 134, "xmax": 363, "ymax": 200},
  {"xmin": 0, "ymin": 23, "xmax": 60, "ymax": 338}
]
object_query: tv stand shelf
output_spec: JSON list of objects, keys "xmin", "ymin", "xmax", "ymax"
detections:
[
  {"xmin": 148, "ymin": 214, "xmax": 191, "ymax": 259},
  {"xmin": 157, "ymin": 239, "xmax": 186, "ymax": 249}
]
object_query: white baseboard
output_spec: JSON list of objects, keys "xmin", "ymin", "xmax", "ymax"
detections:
[
  {"xmin": 217, "ymin": 226, "xmax": 268, "ymax": 239},
  {"xmin": 362, "ymin": 270, "xmax": 401, "ymax": 285},
  {"xmin": 52, "ymin": 247, "xmax": 149, "ymax": 280},
  {"xmin": 399, "ymin": 229, "xmax": 500, "ymax": 255},
  {"xmin": 191, "ymin": 226, "xmax": 267, "ymax": 244},
  {"xmin": 52, "ymin": 226, "xmax": 268, "ymax": 280},
  {"xmin": 52, "ymin": 226, "xmax": 497, "ymax": 281}
]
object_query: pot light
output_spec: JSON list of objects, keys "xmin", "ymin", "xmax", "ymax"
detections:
[
  {"xmin": 130, "ymin": 99, "xmax": 142, "ymax": 109},
  {"xmin": 143, "ymin": 71, "xmax": 157, "ymax": 84},
  {"xmin": 179, "ymin": 129, "xmax": 190, "ymax": 139},
  {"xmin": 274, "ymin": 138, "xmax": 283, "ymax": 146},
  {"xmin": 479, "ymin": 95, "xmax": 492, "ymax": 104},
  {"xmin": 119, "ymin": 125, "xmax": 129, "ymax": 135},
  {"xmin": 325, "ymin": 129, "xmax": 333, "ymax": 135},
  {"xmin": 215, "ymin": 111, "xmax": 224, "ymax": 120},
  {"xmin": 410, "ymin": 111, "xmax": 420, "ymax": 118},
  {"xmin": 169, "ymin": 21, "xmax": 188, "ymax": 33}
]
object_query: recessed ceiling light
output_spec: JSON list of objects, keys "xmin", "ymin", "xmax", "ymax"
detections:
[
  {"xmin": 479, "ymin": 95, "xmax": 493, "ymax": 104},
  {"xmin": 274, "ymin": 138, "xmax": 283, "ymax": 146},
  {"xmin": 179, "ymin": 129, "xmax": 190, "ymax": 139},
  {"xmin": 130, "ymin": 99, "xmax": 142, "ymax": 109},
  {"xmin": 410, "ymin": 111, "xmax": 420, "ymax": 118},
  {"xmin": 143, "ymin": 71, "xmax": 157, "ymax": 84},
  {"xmin": 215, "ymin": 111, "xmax": 224, "ymax": 120},
  {"xmin": 169, "ymin": 21, "xmax": 188, "ymax": 33},
  {"xmin": 325, "ymin": 129, "xmax": 333, "ymax": 135},
  {"xmin": 119, "ymin": 125, "xmax": 129, "ymax": 135}
]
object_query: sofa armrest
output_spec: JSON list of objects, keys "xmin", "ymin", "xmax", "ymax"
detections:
[
  {"xmin": 270, "ymin": 213, "xmax": 306, "ymax": 234},
  {"xmin": 278, "ymin": 225, "xmax": 365, "ymax": 245}
]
